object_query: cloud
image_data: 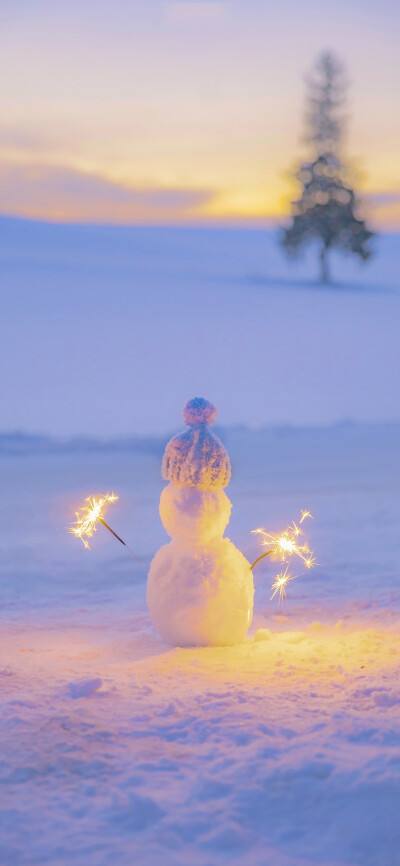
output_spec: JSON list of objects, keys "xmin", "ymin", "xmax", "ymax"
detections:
[
  {"xmin": 0, "ymin": 123, "xmax": 74, "ymax": 159},
  {"xmin": 0, "ymin": 163, "xmax": 214, "ymax": 223},
  {"xmin": 0, "ymin": 125, "xmax": 48, "ymax": 152}
]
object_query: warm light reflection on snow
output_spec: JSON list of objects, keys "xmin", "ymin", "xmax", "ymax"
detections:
[
  {"xmin": 5, "ymin": 619, "xmax": 399, "ymax": 686},
  {"xmin": 3, "ymin": 615, "xmax": 400, "ymax": 866}
]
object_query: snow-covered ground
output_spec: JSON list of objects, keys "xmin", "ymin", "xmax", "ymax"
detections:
[
  {"xmin": 1, "ymin": 217, "xmax": 400, "ymax": 435},
  {"xmin": 1, "ymin": 221, "xmax": 400, "ymax": 865},
  {"xmin": 1, "ymin": 422, "xmax": 400, "ymax": 866}
]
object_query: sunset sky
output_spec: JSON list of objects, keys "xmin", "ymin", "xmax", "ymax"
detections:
[{"xmin": 1, "ymin": 0, "xmax": 399, "ymax": 227}]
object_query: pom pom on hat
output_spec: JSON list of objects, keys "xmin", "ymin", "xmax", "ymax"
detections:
[{"xmin": 183, "ymin": 397, "xmax": 217, "ymax": 427}]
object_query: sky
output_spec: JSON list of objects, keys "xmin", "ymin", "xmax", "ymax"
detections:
[{"xmin": 1, "ymin": 0, "xmax": 400, "ymax": 227}]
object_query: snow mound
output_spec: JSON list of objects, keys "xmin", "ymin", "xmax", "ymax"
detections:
[{"xmin": 147, "ymin": 538, "xmax": 253, "ymax": 646}]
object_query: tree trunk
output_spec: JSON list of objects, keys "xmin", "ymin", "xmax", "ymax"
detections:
[{"xmin": 319, "ymin": 244, "xmax": 330, "ymax": 284}]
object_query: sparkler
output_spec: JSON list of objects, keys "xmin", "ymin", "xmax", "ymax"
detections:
[
  {"xmin": 69, "ymin": 493, "xmax": 127, "ymax": 549},
  {"xmin": 250, "ymin": 510, "xmax": 316, "ymax": 601}
]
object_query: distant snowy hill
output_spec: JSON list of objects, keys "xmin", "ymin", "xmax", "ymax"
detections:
[
  {"xmin": 1, "ymin": 420, "xmax": 399, "ymax": 458},
  {"xmin": 1, "ymin": 216, "xmax": 399, "ymax": 436},
  {"xmin": 0, "ymin": 430, "xmax": 163, "ymax": 456}
]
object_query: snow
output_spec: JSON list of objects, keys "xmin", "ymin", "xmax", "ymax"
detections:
[
  {"xmin": 1, "ymin": 421, "xmax": 400, "ymax": 865},
  {"xmin": 158, "ymin": 483, "xmax": 231, "ymax": 543},
  {"xmin": 1, "ymin": 220, "xmax": 400, "ymax": 864},
  {"xmin": 148, "ymin": 537, "xmax": 253, "ymax": 647},
  {"xmin": 1, "ymin": 218, "xmax": 400, "ymax": 436}
]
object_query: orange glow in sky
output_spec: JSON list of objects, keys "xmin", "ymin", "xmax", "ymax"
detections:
[{"xmin": 1, "ymin": 0, "xmax": 399, "ymax": 227}]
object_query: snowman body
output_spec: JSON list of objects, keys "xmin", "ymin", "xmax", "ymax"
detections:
[{"xmin": 147, "ymin": 399, "xmax": 254, "ymax": 647}]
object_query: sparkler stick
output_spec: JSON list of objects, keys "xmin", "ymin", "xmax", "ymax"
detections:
[
  {"xmin": 98, "ymin": 518, "xmax": 127, "ymax": 546},
  {"xmin": 249, "ymin": 548, "xmax": 273, "ymax": 571},
  {"xmin": 69, "ymin": 493, "xmax": 127, "ymax": 549}
]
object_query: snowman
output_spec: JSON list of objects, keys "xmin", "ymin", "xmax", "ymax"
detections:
[{"xmin": 147, "ymin": 397, "xmax": 254, "ymax": 646}]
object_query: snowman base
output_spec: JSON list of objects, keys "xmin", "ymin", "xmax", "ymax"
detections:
[{"xmin": 147, "ymin": 538, "xmax": 254, "ymax": 647}]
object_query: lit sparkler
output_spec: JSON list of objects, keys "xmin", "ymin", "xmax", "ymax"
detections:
[
  {"xmin": 69, "ymin": 493, "xmax": 127, "ymax": 549},
  {"xmin": 250, "ymin": 510, "xmax": 316, "ymax": 601}
]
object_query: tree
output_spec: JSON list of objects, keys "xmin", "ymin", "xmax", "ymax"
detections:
[{"xmin": 282, "ymin": 52, "xmax": 374, "ymax": 284}]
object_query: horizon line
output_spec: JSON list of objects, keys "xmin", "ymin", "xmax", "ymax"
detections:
[
  {"xmin": 0, "ymin": 212, "xmax": 398, "ymax": 234},
  {"xmin": 2, "ymin": 417, "xmax": 400, "ymax": 442}
]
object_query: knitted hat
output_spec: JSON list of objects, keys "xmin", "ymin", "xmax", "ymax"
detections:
[{"xmin": 162, "ymin": 397, "xmax": 231, "ymax": 489}]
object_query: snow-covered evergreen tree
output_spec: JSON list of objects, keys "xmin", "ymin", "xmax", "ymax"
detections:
[{"xmin": 282, "ymin": 52, "xmax": 374, "ymax": 284}]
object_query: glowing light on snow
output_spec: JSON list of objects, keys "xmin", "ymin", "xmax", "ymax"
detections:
[
  {"xmin": 69, "ymin": 493, "xmax": 126, "ymax": 549},
  {"xmin": 251, "ymin": 510, "xmax": 316, "ymax": 600}
]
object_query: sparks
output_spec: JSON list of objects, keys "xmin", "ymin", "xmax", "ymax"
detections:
[
  {"xmin": 250, "ymin": 509, "xmax": 316, "ymax": 601},
  {"xmin": 69, "ymin": 492, "xmax": 126, "ymax": 549},
  {"xmin": 251, "ymin": 510, "xmax": 314, "ymax": 569},
  {"xmin": 271, "ymin": 566, "xmax": 295, "ymax": 601}
]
